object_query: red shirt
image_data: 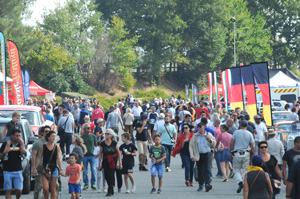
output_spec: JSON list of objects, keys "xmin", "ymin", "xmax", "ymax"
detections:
[
  {"xmin": 196, "ymin": 107, "xmax": 209, "ymax": 119},
  {"xmin": 91, "ymin": 108, "xmax": 104, "ymax": 121}
]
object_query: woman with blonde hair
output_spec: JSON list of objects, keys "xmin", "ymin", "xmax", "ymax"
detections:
[
  {"xmin": 71, "ymin": 136, "xmax": 87, "ymax": 168},
  {"xmin": 81, "ymin": 115, "xmax": 95, "ymax": 134},
  {"xmin": 123, "ymin": 108, "xmax": 134, "ymax": 141}
]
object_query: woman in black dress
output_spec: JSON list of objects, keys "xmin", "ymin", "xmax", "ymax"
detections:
[
  {"xmin": 34, "ymin": 131, "xmax": 63, "ymax": 199},
  {"xmin": 98, "ymin": 129, "xmax": 122, "ymax": 196}
]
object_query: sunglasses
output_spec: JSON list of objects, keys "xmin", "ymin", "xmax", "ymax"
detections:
[
  {"xmin": 260, "ymin": 146, "xmax": 268, "ymax": 149},
  {"xmin": 44, "ymin": 130, "xmax": 50, "ymax": 133},
  {"xmin": 86, "ymin": 127, "xmax": 91, "ymax": 129},
  {"xmin": 183, "ymin": 127, "xmax": 189, "ymax": 129},
  {"xmin": 105, "ymin": 133, "xmax": 110, "ymax": 135}
]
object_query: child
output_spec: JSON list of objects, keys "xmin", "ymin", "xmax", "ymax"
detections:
[
  {"xmin": 63, "ymin": 153, "xmax": 82, "ymax": 199},
  {"xmin": 93, "ymin": 141, "xmax": 107, "ymax": 193},
  {"xmin": 1, "ymin": 111, "xmax": 22, "ymax": 160},
  {"xmin": 149, "ymin": 134, "xmax": 166, "ymax": 194},
  {"xmin": 119, "ymin": 133, "xmax": 137, "ymax": 193}
]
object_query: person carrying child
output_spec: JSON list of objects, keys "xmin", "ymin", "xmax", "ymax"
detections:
[
  {"xmin": 149, "ymin": 134, "xmax": 166, "ymax": 194},
  {"xmin": 62, "ymin": 153, "xmax": 82, "ymax": 199},
  {"xmin": 119, "ymin": 133, "xmax": 137, "ymax": 193},
  {"xmin": 1, "ymin": 111, "xmax": 23, "ymax": 161}
]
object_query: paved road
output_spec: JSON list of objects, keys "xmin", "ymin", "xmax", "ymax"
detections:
[{"xmin": 19, "ymin": 151, "xmax": 285, "ymax": 199}]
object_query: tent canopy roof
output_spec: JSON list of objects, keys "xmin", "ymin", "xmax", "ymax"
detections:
[
  {"xmin": 270, "ymin": 71, "xmax": 300, "ymax": 87},
  {"xmin": 29, "ymin": 80, "xmax": 52, "ymax": 96}
]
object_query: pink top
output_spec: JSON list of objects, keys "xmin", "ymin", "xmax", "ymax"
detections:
[
  {"xmin": 91, "ymin": 108, "xmax": 104, "ymax": 121},
  {"xmin": 217, "ymin": 132, "xmax": 232, "ymax": 149},
  {"xmin": 214, "ymin": 127, "xmax": 221, "ymax": 141}
]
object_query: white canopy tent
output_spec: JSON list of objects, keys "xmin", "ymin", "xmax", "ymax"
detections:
[
  {"xmin": 270, "ymin": 71, "xmax": 300, "ymax": 87},
  {"xmin": 0, "ymin": 72, "xmax": 13, "ymax": 82}
]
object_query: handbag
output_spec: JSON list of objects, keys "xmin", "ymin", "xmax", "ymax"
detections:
[
  {"xmin": 263, "ymin": 161, "xmax": 281, "ymax": 194},
  {"xmin": 44, "ymin": 145, "xmax": 57, "ymax": 179},
  {"xmin": 58, "ymin": 116, "xmax": 69, "ymax": 136},
  {"xmin": 194, "ymin": 164, "xmax": 199, "ymax": 182},
  {"xmin": 216, "ymin": 133, "xmax": 224, "ymax": 152}
]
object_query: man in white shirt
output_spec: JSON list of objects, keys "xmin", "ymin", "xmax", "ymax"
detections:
[
  {"xmin": 254, "ymin": 115, "xmax": 268, "ymax": 155},
  {"xmin": 152, "ymin": 113, "xmax": 165, "ymax": 135},
  {"xmin": 267, "ymin": 129, "xmax": 284, "ymax": 167},
  {"xmin": 289, "ymin": 107, "xmax": 299, "ymax": 121},
  {"xmin": 132, "ymin": 103, "xmax": 143, "ymax": 120}
]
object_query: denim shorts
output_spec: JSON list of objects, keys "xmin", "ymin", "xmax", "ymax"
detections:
[
  {"xmin": 221, "ymin": 149, "xmax": 231, "ymax": 162},
  {"xmin": 51, "ymin": 168, "xmax": 59, "ymax": 178},
  {"xmin": 3, "ymin": 170, "xmax": 23, "ymax": 190},
  {"xmin": 69, "ymin": 182, "xmax": 81, "ymax": 193},
  {"xmin": 150, "ymin": 164, "xmax": 164, "ymax": 178}
]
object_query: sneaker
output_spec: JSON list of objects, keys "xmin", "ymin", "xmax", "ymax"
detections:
[
  {"xmin": 157, "ymin": 189, "xmax": 162, "ymax": 194},
  {"xmin": 150, "ymin": 188, "xmax": 156, "ymax": 194},
  {"xmin": 91, "ymin": 185, "xmax": 97, "ymax": 190},
  {"xmin": 237, "ymin": 182, "xmax": 243, "ymax": 193},
  {"xmin": 216, "ymin": 174, "xmax": 222, "ymax": 178},
  {"xmin": 229, "ymin": 169, "xmax": 234, "ymax": 178},
  {"xmin": 97, "ymin": 189, "xmax": 102, "ymax": 193},
  {"xmin": 125, "ymin": 188, "xmax": 130, "ymax": 193},
  {"xmin": 223, "ymin": 179, "xmax": 228, "ymax": 182},
  {"xmin": 79, "ymin": 195, "xmax": 82, "ymax": 199},
  {"xmin": 131, "ymin": 185, "xmax": 136, "ymax": 193},
  {"xmin": 141, "ymin": 166, "xmax": 148, "ymax": 171},
  {"xmin": 83, "ymin": 185, "xmax": 89, "ymax": 190},
  {"xmin": 166, "ymin": 167, "xmax": 171, "ymax": 172},
  {"xmin": 118, "ymin": 188, "xmax": 121, "ymax": 193},
  {"xmin": 62, "ymin": 154, "xmax": 66, "ymax": 161},
  {"xmin": 185, "ymin": 180, "xmax": 190, "ymax": 186},
  {"xmin": 190, "ymin": 182, "xmax": 194, "ymax": 187},
  {"xmin": 197, "ymin": 186, "xmax": 203, "ymax": 192},
  {"xmin": 205, "ymin": 184, "xmax": 212, "ymax": 192},
  {"xmin": 104, "ymin": 188, "xmax": 107, "ymax": 193}
]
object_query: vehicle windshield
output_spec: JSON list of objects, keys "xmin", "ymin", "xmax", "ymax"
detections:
[
  {"xmin": 277, "ymin": 124, "xmax": 292, "ymax": 133},
  {"xmin": 290, "ymin": 122, "xmax": 300, "ymax": 133},
  {"xmin": 0, "ymin": 123, "xmax": 24, "ymax": 143},
  {"xmin": 272, "ymin": 112, "xmax": 292, "ymax": 124},
  {"xmin": 0, "ymin": 111, "xmax": 40, "ymax": 126}
]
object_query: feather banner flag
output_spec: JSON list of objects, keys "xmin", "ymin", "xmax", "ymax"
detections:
[
  {"xmin": 192, "ymin": 84, "xmax": 199, "ymax": 104},
  {"xmin": 241, "ymin": 66, "xmax": 257, "ymax": 122},
  {"xmin": 0, "ymin": 32, "xmax": 8, "ymax": 105},
  {"xmin": 229, "ymin": 67, "xmax": 244, "ymax": 111},
  {"xmin": 251, "ymin": 62, "xmax": 272, "ymax": 126},
  {"xmin": 225, "ymin": 69, "xmax": 231, "ymax": 103},
  {"xmin": 7, "ymin": 40, "xmax": 24, "ymax": 105},
  {"xmin": 207, "ymin": 72, "xmax": 213, "ymax": 102},
  {"xmin": 24, "ymin": 70, "xmax": 30, "ymax": 102},
  {"xmin": 221, "ymin": 71, "xmax": 228, "ymax": 111},
  {"xmin": 213, "ymin": 71, "xmax": 219, "ymax": 103}
]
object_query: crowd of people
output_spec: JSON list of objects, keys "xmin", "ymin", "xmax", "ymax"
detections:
[{"xmin": 1, "ymin": 94, "xmax": 300, "ymax": 199}]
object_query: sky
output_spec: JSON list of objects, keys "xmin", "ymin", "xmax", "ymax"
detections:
[{"xmin": 24, "ymin": 0, "xmax": 67, "ymax": 26}]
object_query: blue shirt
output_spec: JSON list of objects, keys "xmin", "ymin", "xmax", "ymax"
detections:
[
  {"xmin": 158, "ymin": 124, "xmax": 176, "ymax": 145},
  {"xmin": 44, "ymin": 114, "xmax": 55, "ymax": 122},
  {"xmin": 197, "ymin": 133, "xmax": 211, "ymax": 153},
  {"xmin": 194, "ymin": 126, "xmax": 215, "ymax": 137},
  {"xmin": 79, "ymin": 103, "xmax": 89, "ymax": 109}
]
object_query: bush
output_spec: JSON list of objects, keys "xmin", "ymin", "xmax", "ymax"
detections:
[{"xmin": 122, "ymin": 73, "xmax": 136, "ymax": 90}]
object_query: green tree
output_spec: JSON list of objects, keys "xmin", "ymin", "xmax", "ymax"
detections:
[
  {"xmin": 39, "ymin": 0, "xmax": 105, "ymax": 72},
  {"xmin": 0, "ymin": 0, "xmax": 40, "ymax": 62},
  {"xmin": 246, "ymin": 0, "xmax": 300, "ymax": 69}
]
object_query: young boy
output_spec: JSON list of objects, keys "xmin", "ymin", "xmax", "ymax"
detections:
[
  {"xmin": 93, "ymin": 141, "xmax": 107, "ymax": 193},
  {"xmin": 149, "ymin": 134, "xmax": 166, "ymax": 194},
  {"xmin": 119, "ymin": 133, "xmax": 137, "ymax": 193},
  {"xmin": 63, "ymin": 153, "xmax": 82, "ymax": 199},
  {"xmin": 1, "ymin": 111, "xmax": 22, "ymax": 160}
]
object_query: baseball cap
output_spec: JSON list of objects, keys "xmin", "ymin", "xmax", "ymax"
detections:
[
  {"xmin": 97, "ymin": 118, "xmax": 104, "ymax": 123},
  {"xmin": 240, "ymin": 120, "xmax": 248, "ymax": 127},
  {"xmin": 140, "ymin": 114, "xmax": 148, "ymax": 120},
  {"xmin": 159, "ymin": 113, "xmax": 165, "ymax": 119},
  {"xmin": 252, "ymin": 155, "xmax": 263, "ymax": 167},
  {"xmin": 254, "ymin": 115, "xmax": 261, "ymax": 119}
]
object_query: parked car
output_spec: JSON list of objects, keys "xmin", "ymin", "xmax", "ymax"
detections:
[
  {"xmin": 285, "ymin": 121, "xmax": 300, "ymax": 151},
  {"xmin": 0, "ymin": 105, "xmax": 55, "ymax": 135},
  {"xmin": 272, "ymin": 111, "xmax": 292, "ymax": 125},
  {"xmin": 0, "ymin": 117, "xmax": 38, "ymax": 194},
  {"xmin": 274, "ymin": 121, "xmax": 294, "ymax": 149}
]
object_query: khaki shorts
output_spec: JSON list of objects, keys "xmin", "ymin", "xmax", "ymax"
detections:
[{"xmin": 137, "ymin": 141, "xmax": 148, "ymax": 156}]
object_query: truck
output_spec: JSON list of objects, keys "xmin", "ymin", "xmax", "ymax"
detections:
[{"xmin": 256, "ymin": 87, "xmax": 299, "ymax": 105}]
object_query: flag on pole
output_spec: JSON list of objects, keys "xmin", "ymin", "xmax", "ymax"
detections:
[
  {"xmin": 229, "ymin": 67, "xmax": 244, "ymax": 111},
  {"xmin": 192, "ymin": 84, "xmax": 199, "ymax": 104},
  {"xmin": 185, "ymin": 84, "xmax": 189, "ymax": 99},
  {"xmin": 7, "ymin": 40, "xmax": 24, "ymax": 105},
  {"xmin": 207, "ymin": 72, "xmax": 213, "ymax": 102},
  {"xmin": 213, "ymin": 71, "xmax": 219, "ymax": 103},
  {"xmin": 0, "ymin": 32, "xmax": 8, "ymax": 105},
  {"xmin": 251, "ymin": 62, "xmax": 272, "ymax": 126},
  {"xmin": 24, "ymin": 70, "xmax": 30, "ymax": 101},
  {"xmin": 225, "ymin": 69, "xmax": 231, "ymax": 103},
  {"xmin": 221, "ymin": 71, "xmax": 228, "ymax": 111},
  {"xmin": 241, "ymin": 66, "xmax": 257, "ymax": 122}
]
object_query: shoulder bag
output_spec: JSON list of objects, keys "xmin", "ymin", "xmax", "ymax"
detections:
[
  {"xmin": 250, "ymin": 170, "xmax": 261, "ymax": 190},
  {"xmin": 164, "ymin": 124, "xmax": 175, "ymax": 144},
  {"xmin": 37, "ymin": 145, "xmax": 57, "ymax": 179},
  {"xmin": 263, "ymin": 161, "xmax": 281, "ymax": 194},
  {"xmin": 216, "ymin": 133, "xmax": 224, "ymax": 152},
  {"xmin": 58, "ymin": 116, "xmax": 69, "ymax": 136}
]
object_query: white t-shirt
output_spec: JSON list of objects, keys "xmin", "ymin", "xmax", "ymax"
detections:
[
  {"xmin": 153, "ymin": 120, "xmax": 165, "ymax": 132},
  {"xmin": 254, "ymin": 122, "xmax": 268, "ymax": 142},
  {"xmin": 93, "ymin": 146, "xmax": 101, "ymax": 168}
]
